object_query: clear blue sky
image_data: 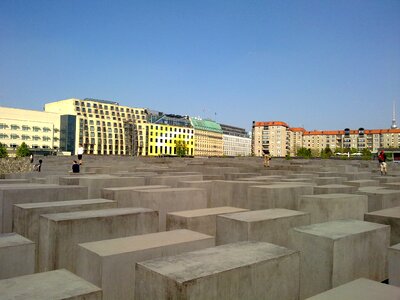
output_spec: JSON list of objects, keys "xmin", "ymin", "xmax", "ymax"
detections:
[{"xmin": 1, "ymin": 0, "xmax": 399, "ymax": 131}]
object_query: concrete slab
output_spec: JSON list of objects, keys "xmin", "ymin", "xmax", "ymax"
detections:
[
  {"xmin": 314, "ymin": 177, "xmax": 345, "ymax": 185},
  {"xmin": 76, "ymin": 229, "xmax": 215, "ymax": 300},
  {"xmin": 135, "ymin": 241, "xmax": 300, "ymax": 300},
  {"xmin": 217, "ymin": 208, "xmax": 310, "ymax": 247},
  {"xmin": 0, "ymin": 184, "xmax": 88, "ymax": 233},
  {"xmin": 38, "ymin": 207, "xmax": 158, "ymax": 272},
  {"xmin": 0, "ymin": 179, "xmax": 30, "ymax": 184},
  {"xmin": 167, "ymin": 207, "xmax": 249, "ymax": 236},
  {"xmin": 357, "ymin": 188, "xmax": 400, "ymax": 212},
  {"xmin": 388, "ymin": 243, "xmax": 400, "ymax": 287},
  {"xmin": 343, "ymin": 179, "xmax": 379, "ymax": 187},
  {"xmin": 365, "ymin": 206, "xmax": 400, "ymax": 245},
  {"xmin": 79, "ymin": 176, "xmax": 146, "ymax": 198},
  {"xmin": 149, "ymin": 175, "xmax": 203, "ymax": 187},
  {"xmin": 101, "ymin": 185, "xmax": 169, "ymax": 207},
  {"xmin": 298, "ymin": 193, "xmax": 368, "ymax": 224},
  {"xmin": 305, "ymin": 278, "xmax": 400, "ymax": 300},
  {"xmin": 0, "ymin": 233, "xmax": 34, "ymax": 279},
  {"xmin": 313, "ymin": 184, "xmax": 358, "ymax": 194},
  {"xmin": 383, "ymin": 182, "xmax": 400, "ymax": 190},
  {"xmin": 132, "ymin": 188, "xmax": 207, "ymax": 231},
  {"xmin": 247, "ymin": 183, "xmax": 314, "ymax": 210},
  {"xmin": 178, "ymin": 180, "xmax": 213, "ymax": 207},
  {"xmin": 0, "ymin": 269, "xmax": 102, "ymax": 299},
  {"xmin": 289, "ymin": 219, "xmax": 390, "ymax": 299}
]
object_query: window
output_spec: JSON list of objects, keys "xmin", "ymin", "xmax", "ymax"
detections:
[
  {"xmin": 0, "ymin": 124, "xmax": 7, "ymax": 129},
  {"xmin": 22, "ymin": 126, "xmax": 30, "ymax": 131},
  {"xmin": 10, "ymin": 134, "xmax": 19, "ymax": 139},
  {"xmin": 33, "ymin": 126, "xmax": 41, "ymax": 132},
  {"xmin": 11, "ymin": 125, "xmax": 19, "ymax": 130},
  {"xmin": 0, "ymin": 134, "xmax": 8, "ymax": 139},
  {"xmin": 22, "ymin": 135, "xmax": 30, "ymax": 140},
  {"xmin": 43, "ymin": 127, "xmax": 51, "ymax": 132}
]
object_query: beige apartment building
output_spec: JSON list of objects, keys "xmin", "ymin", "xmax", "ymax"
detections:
[
  {"xmin": 191, "ymin": 118, "xmax": 223, "ymax": 156},
  {"xmin": 44, "ymin": 98, "xmax": 147, "ymax": 155},
  {"xmin": 252, "ymin": 120, "xmax": 400, "ymax": 157},
  {"xmin": 0, "ymin": 106, "xmax": 60, "ymax": 154}
]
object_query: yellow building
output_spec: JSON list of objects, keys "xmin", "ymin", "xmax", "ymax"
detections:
[
  {"xmin": 44, "ymin": 98, "xmax": 146, "ymax": 155},
  {"xmin": 144, "ymin": 123, "xmax": 194, "ymax": 156},
  {"xmin": 0, "ymin": 106, "xmax": 60, "ymax": 154},
  {"xmin": 191, "ymin": 118, "xmax": 223, "ymax": 157}
]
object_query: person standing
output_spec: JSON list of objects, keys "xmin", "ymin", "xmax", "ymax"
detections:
[
  {"xmin": 77, "ymin": 144, "xmax": 84, "ymax": 165},
  {"xmin": 378, "ymin": 150, "xmax": 387, "ymax": 175},
  {"xmin": 29, "ymin": 153, "xmax": 34, "ymax": 164},
  {"xmin": 263, "ymin": 150, "xmax": 271, "ymax": 168}
]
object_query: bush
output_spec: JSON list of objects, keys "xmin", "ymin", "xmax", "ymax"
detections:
[
  {"xmin": 0, "ymin": 143, "xmax": 8, "ymax": 158},
  {"xmin": 0, "ymin": 157, "xmax": 32, "ymax": 175},
  {"xmin": 296, "ymin": 147, "xmax": 312, "ymax": 158}
]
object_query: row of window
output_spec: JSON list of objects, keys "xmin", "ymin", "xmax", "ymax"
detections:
[
  {"xmin": 3, "ymin": 143, "xmax": 56, "ymax": 149},
  {"xmin": 148, "ymin": 125, "xmax": 193, "ymax": 133},
  {"xmin": 0, "ymin": 134, "xmax": 56, "ymax": 141},
  {"xmin": 74, "ymin": 101, "xmax": 145, "ymax": 115},
  {"xmin": 0, "ymin": 124, "xmax": 55, "ymax": 132},
  {"xmin": 148, "ymin": 145, "xmax": 194, "ymax": 156}
]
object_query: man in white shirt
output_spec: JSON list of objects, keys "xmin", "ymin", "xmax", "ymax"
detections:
[{"xmin": 77, "ymin": 144, "xmax": 84, "ymax": 165}]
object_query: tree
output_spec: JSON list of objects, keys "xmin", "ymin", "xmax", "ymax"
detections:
[
  {"xmin": 0, "ymin": 143, "xmax": 8, "ymax": 158},
  {"xmin": 16, "ymin": 142, "xmax": 30, "ymax": 157},
  {"xmin": 321, "ymin": 146, "xmax": 333, "ymax": 159},
  {"xmin": 175, "ymin": 140, "xmax": 188, "ymax": 157},
  {"xmin": 361, "ymin": 148, "xmax": 372, "ymax": 160},
  {"xmin": 296, "ymin": 147, "xmax": 312, "ymax": 158}
]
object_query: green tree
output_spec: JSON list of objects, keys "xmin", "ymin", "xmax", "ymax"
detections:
[
  {"xmin": 175, "ymin": 140, "xmax": 188, "ymax": 157},
  {"xmin": 321, "ymin": 146, "xmax": 333, "ymax": 159},
  {"xmin": 16, "ymin": 142, "xmax": 30, "ymax": 157},
  {"xmin": 361, "ymin": 148, "xmax": 372, "ymax": 160},
  {"xmin": 0, "ymin": 143, "xmax": 8, "ymax": 158},
  {"xmin": 350, "ymin": 147, "xmax": 358, "ymax": 154},
  {"xmin": 296, "ymin": 147, "xmax": 312, "ymax": 158}
]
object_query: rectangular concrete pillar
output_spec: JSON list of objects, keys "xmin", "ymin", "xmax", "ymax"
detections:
[
  {"xmin": 357, "ymin": 188, "xmax": 400, "ymax": 212},
  {"xmin": 135, "ymin": 241, "xmax": 300, "ymax": 300},
  {"xmin": 216, "ymin": 208, "xmax": 310, "ymax": 247},
  {"xmin": 313, "ymin": 184, "xmax": 358, "ymax": 194},
  {"xmin": 101, "ymin": 185, "xmax": 169, "ymax": 207},
  {"xmin": 0, "ymin": 269, "xmax": 102, "ymax": 299},
  {"xmin": 289, "ymin": 219, "xmax": 390, "ymax": 299},
  {"xmin": 389, "ymin": 243, "xmax": 400, "ymax": 287},
  {"xmin": 343, "ymin": 179, "xmax": 379, "ymax": 187},
  {"xmin": 298, "ymin": 193, "xmax": 368, "ymax": 224},
  {"xmin": 149, "ymin": 175, "xmax": 203, "ymax": 187},
  {"xmin": 167, "ymin": 207, "xmax": 249, "ymax": 236},
  {"xmin": 0, "ymin": 184, "xmax": 88, "ymax": 233},
  {"xmin": 76, "ymin": 229, "xmax": 215, "ymax": 300},
  {"xmin": 305, "ymin": 278, "xmax": 400, "ymax": 300},
  {"xmin": 79, "ymin": 176, "xmax": 146, "ymax": 198},
  {"xmin": 132, "ymin": 188, "xmax": 207, "ymax": 231},
  {"xmin": 178, "ymin": 180, "xmax": 213, "ymax": 207},
  {"xmin": 314, "ymin": 177, "xmax": 345, "ymax": 185},
  {"xmin": 0, "ymin": 233, "xmax": 34, "ymax": 279},
  {"xmin": 247, "ymin": 183, "xmax": 314, "ymax": 210},
  {"xmin": 38, "ymin": 207, "xmax": 158, "ymax": 273},
  {"xmin": 365, "ymin": 206, "xmax": 400, "ymax": 245}
]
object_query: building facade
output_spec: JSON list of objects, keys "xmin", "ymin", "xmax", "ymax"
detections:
[
  {"xmin": 45, "ymin": 98, "xmax": 147, "ymax": 155},
  {"xmin": 252, "ymin": 121, "xmax": 290, "ymax": 157},
  {"xmin": 220, "ymin": 124, "xmax": 251, "ymax": 156},
  {"xmin": 191, "ymin": 118, "xmax": 223, "ymax": 157},
  {"xmin": 0, "ymin": 106, "xmax": 60, "ymax": 154}
]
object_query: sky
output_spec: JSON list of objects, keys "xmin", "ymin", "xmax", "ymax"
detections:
[{"xmin": 0, "ymin": 0, "xmax": 399, "ymax": 132}]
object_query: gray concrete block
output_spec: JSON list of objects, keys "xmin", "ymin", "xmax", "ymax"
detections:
[
  {"xmin": 0, "ymin": 233, "xmax": 34, "ymax": 279},
  {"xmin": 224, "ymin": 172, "xmax": 260, "ymax": 180},
  {"xmin": 289, "ymin": 219, "xmax": 390, "ymax": 299},
  {"xmin": 305, "ymin": 278, "xmax": 400, "ymax": 300},
  {"xmin": 135, "ymin": 241, "xmax": 300, "ymax": 300},
  {"xmin": 167, "ymin": 207, "xmax": 249, "ymax": 236},
  {"xmin": 247, "ymin": 183, "xmax": 314, "ymax": 210},
  {"xmin": 38, "ymin": 207, "xmax": 158, "ymax": 273},
  {"xmin": 389, "ymin": 243, "xmax": 400, "ymax": 287},
  {"xmin": 298, "ymin": 193, "xmax": 368, "ymax": 224},
  {"xmin": 79, "ymin": 176, "xmax": 146, "ymax": 198},
  {"xmin": 216, "ymin": 208, "xmax": 310, "ymax": 246},
  {"xmin": 314, "ymin": 177, "xmax": 345, "ymax": 185},
  {"xmin": 343, "ymin": 179, "xmax": 379, "ymax": 187},
  {"xmin": 365, "ymin": 206, "xmax": 400, "ymax": 245},
  {"xmin": 313, "ymin": 184, "xmax": 358, "ymax": 194},
  {"xmin": 13, "ymin": 198, "xmax": 117, "ymax": 271},
  {"xmin": 0, "ymin": 269, "xmax": 102, "ymax": 299},
  {"xmin": 76, "ymin": 229, "xmax": 215, "ymax": 300},
  {"xmin": 132, "ymin": 188, "xmax": 207, "ymax": 231},
  {"xmin": 178, "ymin": 180, "xmax": 213, "ymax": 207},
  {"xmin": 101, "ymin": 185, "xmax": 169, "ymax": 207},
  {"xmin": 149, "ymin": 175, "xmax": 203, "ymax": 187},
  {"xmin": 0, "ymin": 179, "xmax": 30, "ymax": 184},
  {"xmin": 357, "ymin": 189, "xmax": 400, "ymax": 212},
  {"xmin": 0, "ymin": 184, "xmax": 88, "ymax": 233},
  {"xmin": 344, "ymin": 172, "xmax": 371, "ymax": 180},
  {"xmin": 383, "ymin": 182, "xmax": 400, "ymax": 190}
]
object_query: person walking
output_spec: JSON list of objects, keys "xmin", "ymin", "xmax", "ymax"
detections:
[
  {"xmin": 263, "ymin": 150, "xmax": 271, "ymax": 168},
  {"xmin": 378, "ymin": 150, "xmax": 387, "ymax": 175},
  {"xmin": 77, "ymin": 144, "xmax": 84, "ymax": 165}
]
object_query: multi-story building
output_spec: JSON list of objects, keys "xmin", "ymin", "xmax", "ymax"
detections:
[
  {"xmin": 144, "ymin": 112, "xmax": 194, "ymax": 156},
  {"xmin": 191, "ymin": 118, "xmax": 223, "ymax": 157},
  {"xmin": 44, "ymin": 98, "xmax": 147, "ymax": 155},
  {"xmin": 0, "ymin": 106, "xmax": 60, "ymax": 154},
  {"xmin": 253, "ymin": 120, "xmax": 400, "ymax": 156},
  {"xmin": 220, "ymin": 124, "xmax": 251, "ymax": 156}
]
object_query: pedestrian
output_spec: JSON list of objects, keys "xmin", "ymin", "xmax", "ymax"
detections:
[
  {"xmin": 77, "ymin": 144, "xmax": 84, "ymax": 165},
  {"xmin": 72, "ymin": 160, "xmax": 80, "ymax": 173},
  {"xmin": 378, "ymin": 150, "xmax": 387, "ymax": 175},
  {"xmin": 33, "ymin": 159, "xmax": 42, "ymax": 172},
  {"xmin": 29, "ymin": 153, "xmax": 34, "ymax": 163},
  {"xmin": 263, "ymin": 150, "xmax": 271, "ymax": 168}
]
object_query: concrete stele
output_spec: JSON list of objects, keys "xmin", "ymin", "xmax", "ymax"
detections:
[
  {"xmin": 313, "ymin": 184, "xmax": 358, "ymax": 195},
  {"xmin": 365, "ymin": 206, "xmax": 400, "ymax": 245},
  {"xmin": 0, "ymin": 233, "xmax": 35, "ymax": 280},
  {"xmin": 38, "ymin": 207, "xmax": 159, "ymax": 273},
  {"xmin": 388, "ymin": 243, "xmax": 400, "ymax": 287},
  {"xmin": 357, "ymin": 188, "xmax": 400, "ymax": 212},
  {"xmin": 298, "ymin": 193, "xmax": 368, "ymax": 224},
  {"xmin": 167, "ymin": 206, "xmax": 249, "ymax": 236},
  {"xmin": 76, "ymin": 229, "xmax": 215, "ymax": 300},
  {"xmin": 289, "ymin": 219, "xmax": 390, "ymax": 299},
  {"xmin": 0, "ymin": 269, "xmax": 102, "ymax": 299},
  {"xmin": 135, "ymin": 241, "xmax": 300, "ymax": 300},
  {"xmin": 216, "ymin": 208, "xmax": 310, "ymax": 246}
]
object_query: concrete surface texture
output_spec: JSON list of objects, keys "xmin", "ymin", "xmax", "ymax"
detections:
[
  {"xmin": 0, "ymin": 269, "xmax": 102, "ymax": 299},
  {"xmin": 357, "ymin": 188, "xmax": 400, "ymax": 212},
  {"xmin": 76, "ymin": 229, "xmax": 215, "ymax": 300},
  {"xmin": 135, "ymin": 241, "xmax": 300, "ymax": 300},
  {"xmin": 364, "ymin": 206, "xmax": 400, "ymax": 245},
  {"xmin": 388, "ymin": 243, "xmax": 400, "ymax": 287}
]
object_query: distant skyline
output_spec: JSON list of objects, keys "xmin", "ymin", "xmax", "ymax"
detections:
[{"xmin": 1, "ymin": 0, "xmax": 399, "ymax": 131}]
